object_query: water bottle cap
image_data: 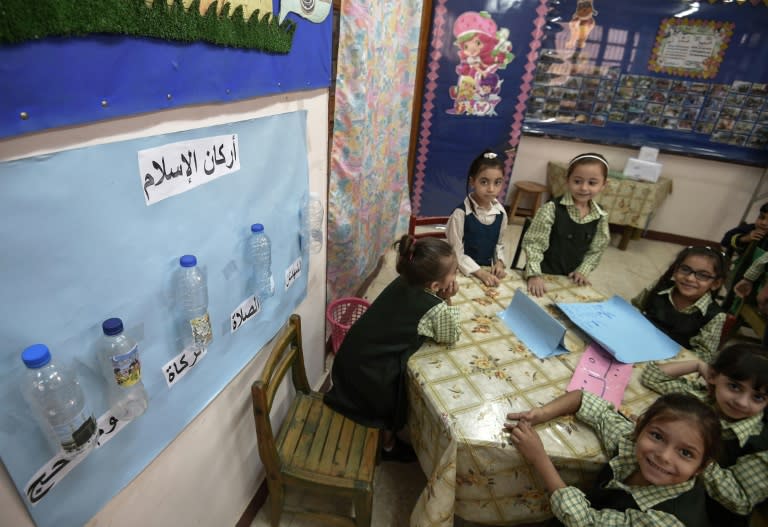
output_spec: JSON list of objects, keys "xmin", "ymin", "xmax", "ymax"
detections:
[
  {"xmin": 180, "ymin": 254, "xmax": 197, "ymax": 267},
  {"xmin": 250, "ymin": 223, "xmax": 264, "ymax": 233},
  {"xmin": 102, "ymin": 317, "xmax": 124, "ymax": 336},
  {"xmin": 21, "ymin": 344, "xmax": 52, "ymax": 368}
]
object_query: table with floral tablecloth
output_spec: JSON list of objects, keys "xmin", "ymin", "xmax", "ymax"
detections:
[
  {"xmin": 408, "ymin": 271, "xmax": 687, "ymax": 526},
  {"xmin": 547, "ymin": 161, "xmax": 673, "ymax": 250}
]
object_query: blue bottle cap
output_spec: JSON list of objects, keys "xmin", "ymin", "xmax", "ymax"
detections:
[
  {"xmin": 22, "ymin": 344, "xmax": 52, "ymax": 368},
  {"xmin": 250, "ymin": 223, "xmax": 264, "ymax": 233},
  {"xmin": 102, "ymin": 317, "xmax": 124, "ymax": 336},
  {"xmin": 180, "ymin": 254, "xmax": 197, "ymax": 267}
]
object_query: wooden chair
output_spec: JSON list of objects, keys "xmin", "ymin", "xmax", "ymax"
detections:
[
  {"xmin": 507, "ymin": 181, "xmax": 547, "ymax": 223},
  {"xmin": 251, "ymin": 314, "xmax": 379, "ymax": 527},
  {"xmin": 510, "ymin": 217, "xmax": 532, "ymax": 270},
  {"xmin": 408, "ymin": 214, "xmax": 450, "ymax": 239}
]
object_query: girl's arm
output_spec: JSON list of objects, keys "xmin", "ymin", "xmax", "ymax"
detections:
[
  {"xmin": 521, "ymin": 202, "xmax": 555, "ymax": 279},
  {"xmin": 573, "ymin": 212, "xmax": 610, "ymax": 277},
  {"xmin": 640, "ymin": 360, "xmax": 707, "ymax": 396},
  {"xmin": 417, "ymin": 301, "xmax": 461, "ymax": 345},
  {"xmin": 550, "ymin": 489, "xmax": 686, "ymax": 527},
  {"xmin": 703, "ymin": 452, "xmax": 768, "ymax": 516},
  {"xmin": 508, "ymin": 420, "xmax": 566, "ymax": 493},
  {"xmin": 445, "ymin": 207, "xmax": 481, "ymax": 277},
  {"xmin": 506, "ymin": 389, "xmax": 583, "ymax": 425},
  {"xmin": 492, "ymin": 205, "xmax": 508, "ymax": 278},
  {"xmin": 687, "ymin": 311, "xmax": 725, "ymax": 363}
]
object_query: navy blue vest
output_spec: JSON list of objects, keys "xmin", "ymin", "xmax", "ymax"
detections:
[
  {"xmin": 541, "ymin": 196, "xmax": 600, "ymax": 275},
  {"xmin": 549, "ymin": 464, "xmax": 710, "ymax": 527},
  {"xmin": 641, "ymin": 293, "xmax": 722, "ymax": 348},
  {"xmin": 456, "ymin": 203, "xmax": 502, "ymax": 266}
]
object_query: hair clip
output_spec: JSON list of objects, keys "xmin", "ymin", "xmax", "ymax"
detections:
[{"xmin": 483, "ymin": 152, "xmax": 498, "ymax": 159}]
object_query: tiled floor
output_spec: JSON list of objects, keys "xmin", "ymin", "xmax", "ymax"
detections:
[{"xmin": 249, "ymin": 221, "xmax": 716, "ymax": 527}]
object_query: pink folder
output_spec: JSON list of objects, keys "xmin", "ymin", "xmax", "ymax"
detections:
[{"xmin": 567, "ymin": 342, "xmax": 634, "ymax": 407}]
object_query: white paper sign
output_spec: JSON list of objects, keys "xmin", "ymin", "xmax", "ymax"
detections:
[
  {"xmin": 24, "ymin": 411, "xmax": 131, "ymax": 505},
  {"xmin": 230, "ymin": 295, "xmax": 261, "ymax": 334},
  {"xmin": 284, "ymin": 257, "xmax": 302, "ymax": 291},
  {"xmin": 162, "ymin": 347, "xmax": 207, "ymax": 388},
  {"xmin": 138, "ymin": 134, "xmax": 240, "ymax": 205}
]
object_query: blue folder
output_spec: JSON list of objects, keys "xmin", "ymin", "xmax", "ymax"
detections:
[
  {"xmin": 499, "ymin": 289, "xmax": 569, "ymax": 359},
  {"xmin": 556, "ymin": 295, "xmax": 680, "ymax": 363}
]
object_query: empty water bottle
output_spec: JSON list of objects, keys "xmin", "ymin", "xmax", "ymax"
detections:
[
  {"xmin": 308, "ymin": 193, "xmax": 325, "ymax": 254},
  {"xmin": 21, "ymin": 344, "xmax": 97, "ymax": 458},
  {"xmin": 174, "ymin": 254, "xmax": 213, "ymax": 353},
  {"xmin": 100, "ymin": 318, "xmax": 148, "ymax": 421},
  {"xmin": 249, "ymin": 224, "xmax": 274, "ymax": 299}
]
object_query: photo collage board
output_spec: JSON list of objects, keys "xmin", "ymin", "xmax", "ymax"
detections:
[{"xmin": 526, "ymin": 66, "xmax": 768, "ymax": 151}]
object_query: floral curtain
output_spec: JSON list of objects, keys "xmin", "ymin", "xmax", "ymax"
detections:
[{"xmin": 327, "ymin": 0, "xmax": 423, "ymax": 301}]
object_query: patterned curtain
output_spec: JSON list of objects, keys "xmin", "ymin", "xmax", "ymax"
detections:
[{"xmin": 327, "ymin": 0, "xmax": 423, "ymax": 301}]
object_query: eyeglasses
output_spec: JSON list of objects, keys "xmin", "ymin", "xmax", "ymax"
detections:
[{"xmin": 676, "ymin": 264, "xmax": 717, "ymax": 282}]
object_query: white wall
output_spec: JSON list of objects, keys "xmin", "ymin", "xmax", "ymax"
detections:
[
  {"xmin": 0, "ymin": 89, "xmax": 328, "ymax": 526},
  {"xmin": 510, "ymin": 136, "xmax": 766, "ymax": 242}
]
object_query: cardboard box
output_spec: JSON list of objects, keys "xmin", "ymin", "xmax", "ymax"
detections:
[{"xmin": 623, "ymin": 157, "xmax": 662, "ymax": 182}]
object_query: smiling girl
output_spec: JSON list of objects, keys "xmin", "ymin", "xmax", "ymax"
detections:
[
  {"xmin": 522, "ymin": 152, "xmax": 610, "ymax": 297},
  {"xmin": 641, "ymin": 343, "xmax": 768, "ymax": 525},
  {"xmin": 632, "ymin": 246, "xmax": 727, "ymax": 362},
  {"xmin": 505, "ymin": 390, "xmax": 721, "ymax": 526}
]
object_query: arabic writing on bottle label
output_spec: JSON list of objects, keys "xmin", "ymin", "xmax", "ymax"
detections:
[
  {"xmin": 138, "ymin": 134, "xmax": 240, "ymax": 206},
  {"xmin": 284, "ymin": 257, "xmax": 302, "ymax": 291},
  {"xmin": 162, "ymin": 347, "xmax": 207, "ymax": 388},
  {"xmin": 230, "ymin": 294, "xmax": 261, "ymax": 334},
  {"xmin": 24, "ymin": 410, "xmax": 130, "ymax": 505}
]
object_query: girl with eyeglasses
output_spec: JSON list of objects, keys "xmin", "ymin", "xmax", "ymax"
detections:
[{"xmin": 632, "ymin": 246, "xmax": 727, "ymax": 362}]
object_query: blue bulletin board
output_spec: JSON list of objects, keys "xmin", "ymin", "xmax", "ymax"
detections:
[
  {"xmin": 523, "ymin": 0, "xmax": 768, "ymax": 166},
  {"xmin": 410, "ymin": 0, "xmax": 545, "ymax": 217},
  {"xmin": 0, "ymin": 111, "xmax": 309, "ymax": 527},
  {"xmin": 0, "ymin": 1, "xmax": 332, "ymax": 139}
]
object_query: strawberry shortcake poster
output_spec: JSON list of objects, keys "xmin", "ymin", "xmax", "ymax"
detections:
[{"xmin": 448, "ymin": 11, "xmax": 515, "ymax": 116}]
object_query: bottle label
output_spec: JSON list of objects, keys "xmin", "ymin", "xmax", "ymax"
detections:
[
  {"xmin": 52, "ymin": 411, "xmax": 97, "ymax": 453},
  {"xmin": 110, "ymin": 344, "xmax": 142, "ymax": 388},
  {"xmin": 189, "ymin": 312, "xmax": 213, "ymax": 346}
]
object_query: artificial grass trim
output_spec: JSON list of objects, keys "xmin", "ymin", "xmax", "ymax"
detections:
[{"xmin": 0, "ymin": 0, "xmax": 296, "ymax": 53}]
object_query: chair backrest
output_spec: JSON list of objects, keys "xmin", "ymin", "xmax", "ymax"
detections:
[
  {"xmin": 510, "ymin": 217, "xmax": 532, "ymax": 270},
  {"xmin": 408, "ymin": 215, "xmax": 450, "ymax": 239},
  {"xmin": 251, "ymin": 315, "xmax": 311, "ymax": 477}
]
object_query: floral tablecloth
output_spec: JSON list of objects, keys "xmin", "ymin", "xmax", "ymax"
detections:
[
  {"xmin": 547, "ymin": 161, "xmax": 673, "ymax": 230},
  {"xmin": 408, "ymin": 271, "xmax": 685, "ymax": 526}
]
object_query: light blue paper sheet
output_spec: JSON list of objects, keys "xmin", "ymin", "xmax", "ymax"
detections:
[
  {"xmin": 556, "ymin": 295, "xmax": 680, "ymax": 363},
  {"xmin": 499, "ymin": 289, "xmax": 568, "ymax": 359}
]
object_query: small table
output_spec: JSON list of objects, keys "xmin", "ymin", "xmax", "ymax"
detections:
[
  {"xmin": 547, "ymin": 161, "xmax": 673, "ymax": 250},
  {"xmin": 407, "ymin": 272, "xmax": 685, "ymax": 526}
]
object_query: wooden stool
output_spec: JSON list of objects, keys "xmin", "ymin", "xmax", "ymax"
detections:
[{"xmin": 507, "ymin": 180, "xmax": 547, "ymax": 223}]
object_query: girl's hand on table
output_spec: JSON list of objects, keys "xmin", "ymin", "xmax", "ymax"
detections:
[
  {"xmin": 505, "ymin": 407, "xmax": 546, "ymax": 426},
  {"xmin": 492, "ymin": 261, "xmax": 507, "ymax": 279},
  {"xmin": 527, "ymin": 276, "xmax": 546, "ymax": 297},
  {"xmin": 508, "ymin": 420, "xmax": 547, "ymax": 462},
  {"xmin": 474, "ymin": 269, "xmax": 500, "ymax": 287},
  {"xmin": 568, "ymin": 271, "xmax": 591, "ymax": 286}
]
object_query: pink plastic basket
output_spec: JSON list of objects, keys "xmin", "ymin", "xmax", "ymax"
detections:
[{"xmin": 326, "ymin": 297, "xmax": 371, "ymax": 354}]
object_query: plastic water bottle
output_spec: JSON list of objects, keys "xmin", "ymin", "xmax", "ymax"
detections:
[
  {"xmin": 174, "ymin": 254, "xmax": 212, "ymax": 353},
  {"xmin": 100, "ymin": 318, "xmax": 148, "ymax": 421},
  {"xmin": 308, "ymin": 193, "xmax": 325, "ymax": 254},
  {"xmin": 249, "ymin": 224, "xmax": 274, "ymax": 299},
  {"xmin": 21, "ymin": 344, "xmax": 97, "ymax": 458}
]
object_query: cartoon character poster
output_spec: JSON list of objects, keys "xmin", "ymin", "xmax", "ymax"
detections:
[{"xmin": 448, "ymin": 11, "xmax": 515, "ymax": 116}]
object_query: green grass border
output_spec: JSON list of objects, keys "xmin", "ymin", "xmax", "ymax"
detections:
[{"xmin": 0, "ymin": 0, "xmax": 296, "ymax": 53}]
